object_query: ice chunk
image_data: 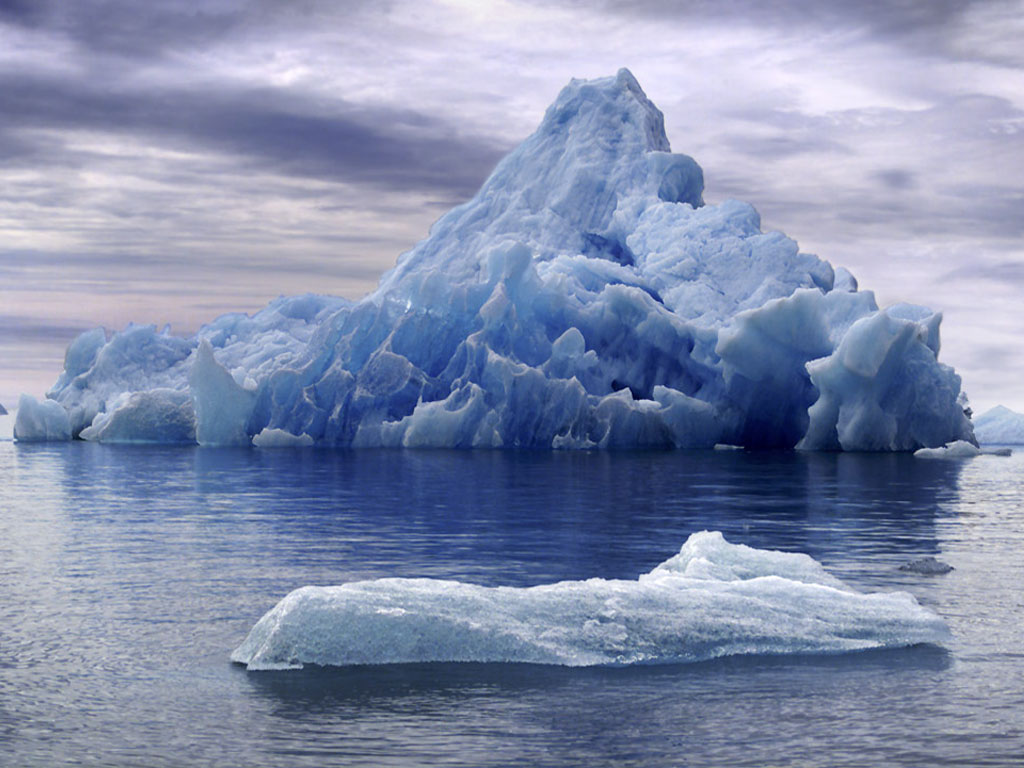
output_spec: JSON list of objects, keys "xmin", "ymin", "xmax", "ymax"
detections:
[
  {"xmin": 189, "ymin": 339, "xmax": 256, "ymax": 446},
  {"xmin": 0, "ymin": 403, "xmax": 7, "ymax": 416},
  {"xmin": 252, "ymin": 428, "xmax": 314, "ymax": 448},
  {"xmin": 913, "ymin": 440, "xmax": 981, "ymax": 459},
  {"xmin": 13, "ymin": 394, "xmax": 71, "ymax": 442},
  {"xmin": 49, "ymin": 324, "xmax": 195, "ymax": 437},
  {"xmin": 973, "ymin": 405, "xmax": 1024, "ymax": 444},
  {"xmin": 231, "ymin": 531, "xmax": 949, "ymax": 670},
  {"xmin": 33, "ymin": 71, "xmax": 972, "ymax": 452},
  {"xmin": 899, "ymin": 557, "xmax": 954, "ymax": 575},
  {"xmin": 79, "ymin": 389, "xmax": 195, "ymax": 444},
  {"xmin": 800, "ymin": 308, "xmax": 973, "ymax": 451}
]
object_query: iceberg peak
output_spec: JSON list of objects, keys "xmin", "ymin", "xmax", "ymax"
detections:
[
  {"xmin": 378, "ymin": 69, "xmax": 703, "ymax": 296},
  {"xmin": 543, "ymin": 67, "xmax": 673, "ymax": 155}
]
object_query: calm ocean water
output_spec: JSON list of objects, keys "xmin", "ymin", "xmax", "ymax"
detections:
[{"xmin": 1, "ymin": 415, "xmax": 1022, "ymax": 766}]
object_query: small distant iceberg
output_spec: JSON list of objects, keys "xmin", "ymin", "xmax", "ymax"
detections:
[
  {"xmin": 231, "ymin": 531, "xmax": 948, "ymax": 671},
  {"xmin": 973, "ymin": 405, "xmax": 1024, "ymax": 445},
  {"xmin": 0, "ymin": 402, "xmax": 7, "ymax": 416}
]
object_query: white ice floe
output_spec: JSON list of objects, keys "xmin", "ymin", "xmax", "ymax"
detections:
[
  {"xmin": 252, "ymin": 428, "xmax": 314, "ymax": 448},
  {"xmin": 28, "ymin": 71, "xmax": 972, "ymax": 451},
  {"xmin": 914, "ymin": 440, "xmax": 982, "ymax": 459},
  {"xmin": 231, "ymin": 531, "xmax": 949, "ymax": 670}
]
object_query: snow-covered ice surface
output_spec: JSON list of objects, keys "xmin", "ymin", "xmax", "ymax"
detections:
[
  {"xmin": 973, "ymin": 406, "xmax": 1024, "ymax": 445},
  {"xmin": 26, "ymin": 70, "xmax": 973, "ymax": 450},
  {"xmin": 231, "ymin": 531, "xmax": 948, "ymax": 670}
]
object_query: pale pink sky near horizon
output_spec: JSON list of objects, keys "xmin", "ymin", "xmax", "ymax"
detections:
[{"xmin": 1, "ymin": 0, "xmax": 1022, "ymax": 415}]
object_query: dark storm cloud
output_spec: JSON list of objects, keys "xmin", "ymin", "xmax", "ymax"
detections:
[
  {"xmin": 0, "ymin": 0, "xmax": 42, "ymax": 24},
  {"xmin": 0, "ymin": 73, "xmax": 507, "ymax": 197},
  {"xmin": 0, "ymin": 0, "xmax": 372, "ymax": 59}
]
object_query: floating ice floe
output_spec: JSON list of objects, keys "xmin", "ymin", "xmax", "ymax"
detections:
[
  {"xmin": 252, "ymin": 428, "xmax": 314, "ymax": 448},
  {"xmin": 900, "ymin": 557, "xmax": 954, "ymax": 575},
  {"xmin": 913, "ymin": 440, "xmax": 981, "ymax": 459},
  {"xmin": 21, "ymin": 70, "xmax": 974, "ymax": 451},
  {"xmin": 231, "ymin": 531, "xmax": 949, "ymax": 670},
  {"xmin": 914, "ymin": 440, "xmax": 1011, "ymax": 459}
]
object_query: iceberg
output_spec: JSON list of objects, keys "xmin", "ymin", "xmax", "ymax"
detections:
[
  {"xmin": 28, "ymin": 70, "xmax": 973, "ymax": 450},
  {"xmin": 231, "ymin": 531, "xmax": 949, "ymax": 670},
  {"xmin": 973, "ymin": 405, "xmax": 1024, "ymax": 444}
]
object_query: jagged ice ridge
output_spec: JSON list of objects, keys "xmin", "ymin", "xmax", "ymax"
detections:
[{"xmin": 17, "ymin": 70, "xmax": 974, "ymax": 450}]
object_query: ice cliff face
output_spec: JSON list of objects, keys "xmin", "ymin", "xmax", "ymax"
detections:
[{"xmin": 23, "ymin": 69, "xmax": 974, "ymax": 450}]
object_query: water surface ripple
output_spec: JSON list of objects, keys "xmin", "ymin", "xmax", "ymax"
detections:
[{"xmin": 1, "ymin": 439, "xmax": 1022, "ymax": 766}]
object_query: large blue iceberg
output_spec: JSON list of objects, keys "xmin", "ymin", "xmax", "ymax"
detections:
[
  {"xmin": 231, "ymin": 531, "xmax": 949, "ymax": 670},
  {"xmin": 20, "ymin": 69, "xmax": 973, "ymax": 450}
]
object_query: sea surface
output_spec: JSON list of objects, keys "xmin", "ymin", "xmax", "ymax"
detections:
[{"xmin": 1, "ymin": 415, "xmax": 1022, "ymax": 766}]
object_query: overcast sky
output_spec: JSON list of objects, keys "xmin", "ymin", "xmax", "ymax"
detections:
[{"xmin": 1, "ymin": 0, "xmax": 1022, "ymax": 414}]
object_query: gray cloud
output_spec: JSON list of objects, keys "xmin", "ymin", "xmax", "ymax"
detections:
[
  {"xmin": 719, "ymin": 133, "xmax": 851, "ymax": 159},
  {"xmin": 0, "ymin": 0, "xmax": 375, "ymax": 59},
  {"xmin": 941, "ymin": 260, "xmax": 1024, "ymax": 285},
  {"xmin": 548, "ymin": 0, "xmax": 1021, "ymax": 64},
  {"xmin": 873, "ymin": 169, "xmax": 917, "ymax": 190},
  {"xmin": 0, "ymin": 314, "xmax": 91, "ymax": 344},
  {"xmin": 0, "ymin": 73, "xmax": 507, "ymax": 198},
  {"xmin": 0, "ymin": 0, "xmax": 42, "ymax": 24}
]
